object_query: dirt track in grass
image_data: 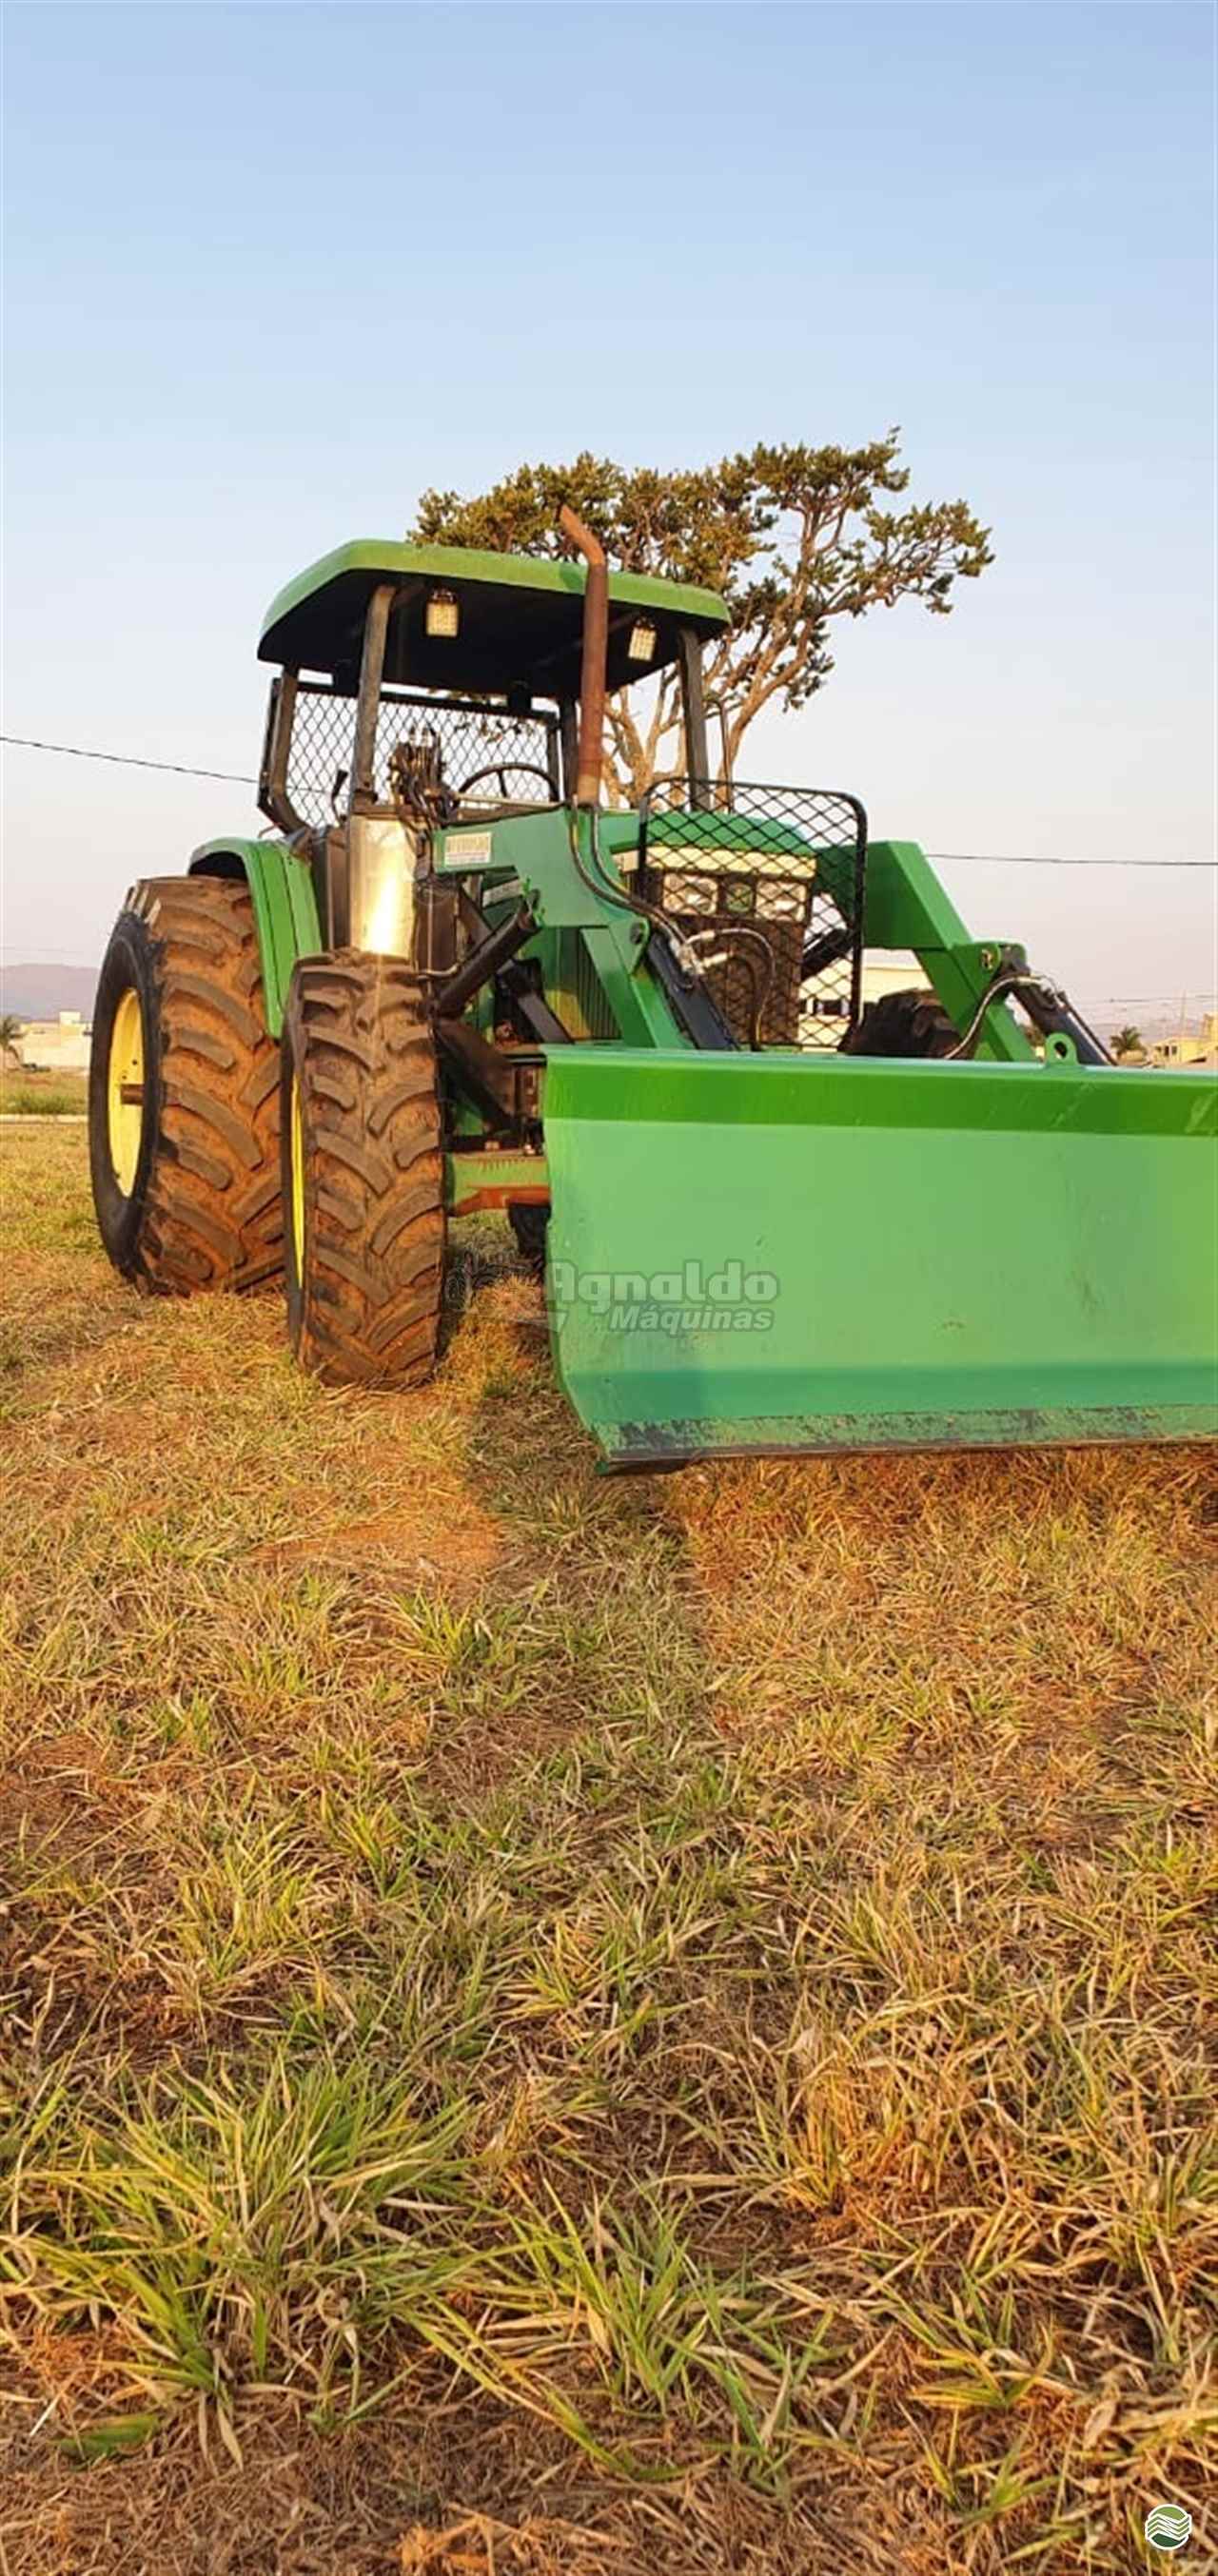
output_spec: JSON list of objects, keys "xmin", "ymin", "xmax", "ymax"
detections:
[{"xmin": 1, "ymin": 1125, "xmax": 1214, "ymax": 2573}]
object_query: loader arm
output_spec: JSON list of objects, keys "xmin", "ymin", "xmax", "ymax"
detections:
[{"xmin": 859, "ymin": 840, "xmax": 1035, "ymax": 1063}]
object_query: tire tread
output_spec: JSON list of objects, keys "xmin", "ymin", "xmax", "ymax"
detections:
[
  {"xmin": 128, "ymin": 875, "xmax": 282, "ymax": 1289},
  {"xmin": 285, "ymin": 951, "xmax": 443, "ymax": 1388}
]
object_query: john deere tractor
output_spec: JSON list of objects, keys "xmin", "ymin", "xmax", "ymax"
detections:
[{"xmin": 89, "ymin": 511, "xmax": 1217, "ymax": 1464}]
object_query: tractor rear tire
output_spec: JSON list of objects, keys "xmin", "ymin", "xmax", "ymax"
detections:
[
  {"xmin": 282, "ymin": 951, "xmax": 445, "ymax": 1388},
  {"xmin": 843, "ymin": 986, "xmax": 958, "ymax": 1058},
  {"xmin": 88, "ymin": 875, "xmax": 283, "ymax": 1293}
]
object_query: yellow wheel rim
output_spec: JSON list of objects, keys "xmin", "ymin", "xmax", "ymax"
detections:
[
  {"xmin": 289, "ymin": 1072, "xmax": 306, "ymax": 1278},
  {"xmin": 107, "ymin": 986, "xmax": 145, "ymax": 1197}
]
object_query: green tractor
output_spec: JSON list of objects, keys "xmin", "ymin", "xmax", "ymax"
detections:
[{"xmin": 89, "ymin": 511, "xmax": 1217, "ymax": 1465}]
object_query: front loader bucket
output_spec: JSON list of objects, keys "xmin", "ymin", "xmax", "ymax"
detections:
[{"xmin": 542, "ymin": 1050, "xmax": 1218, "ymax": 1467}]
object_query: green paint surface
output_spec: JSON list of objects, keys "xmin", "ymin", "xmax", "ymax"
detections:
[
  {"xmin": 260, "ymin": 540, "xmax": 728, "ymax": 662},
  {"xmin": 542, "ymin": 1049, "xmax": 1218, "ymax": 1462},
  {"xmin": 190, "ymin": 839, "xmax": 322, "ymax": 1037}
]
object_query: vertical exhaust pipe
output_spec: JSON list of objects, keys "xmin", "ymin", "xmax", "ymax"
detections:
[{"xmin": 558, "ymin": 503, "xmax": 607, "ymax": 809}]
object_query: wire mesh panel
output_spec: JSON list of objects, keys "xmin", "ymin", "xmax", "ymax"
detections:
[
  {"xmin": 285, "ymin": 683, "xmax": 560, "ymax": 830},
  {"xmin": 638, "ymin": 781, "xmax": 867, "ymax": 1048}
]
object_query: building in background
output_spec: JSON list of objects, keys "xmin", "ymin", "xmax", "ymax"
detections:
[
  {"xmin": 15, "ymin": 1010, "xmax": 92, "ymax": 1072},
  {"xmin": 1149, "ymin": 1012, "xmax": 1218, "ymax": 1071}
]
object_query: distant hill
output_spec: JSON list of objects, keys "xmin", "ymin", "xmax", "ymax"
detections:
[{"xmin": 1, "ymin": 962, "xmax": 99, "ymax": 1022}]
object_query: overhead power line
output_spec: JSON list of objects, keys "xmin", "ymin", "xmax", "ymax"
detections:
[
  {"xmin": 2, "ymin": 734, "xmax": 256, "ymax": 786},
  {"xmin": 2, "ymin": 732, "xmax": 1217, "ymax": 868}
]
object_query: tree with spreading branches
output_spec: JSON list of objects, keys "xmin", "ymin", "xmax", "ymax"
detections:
[
  {"xmin": 1111, "ymin": 1025, "xmax": 1145, "ymax": 1061},
  {"xmin": 414, "ymin": 438, "xmax": 992, "ymax": 803}
]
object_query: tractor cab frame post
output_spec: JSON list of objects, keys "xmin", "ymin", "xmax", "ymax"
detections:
[{"xmin": 258, "ymin": 671, "xmax": 301, "ymax": 836}]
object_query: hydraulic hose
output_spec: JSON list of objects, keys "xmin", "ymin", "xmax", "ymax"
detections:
[{"xmin": 947, "ymin": 971, "xmax": 1114, "ymax": 1064}]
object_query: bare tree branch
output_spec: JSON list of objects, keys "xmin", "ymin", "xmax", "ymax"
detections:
[{"xmin": 413, "ymin": 439, "xmax": 992, "ymax": 801}]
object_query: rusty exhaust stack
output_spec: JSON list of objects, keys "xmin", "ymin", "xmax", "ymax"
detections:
[{"xmin": 558, "ymin": 503, "xmax": 607, "ymax": 808}]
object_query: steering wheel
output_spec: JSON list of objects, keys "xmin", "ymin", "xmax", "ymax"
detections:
[{"xmin": 456, "ymin": 762, "xmax": 556, "ymax": 803}]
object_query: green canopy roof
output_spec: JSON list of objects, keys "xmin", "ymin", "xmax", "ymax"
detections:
[{"xmin": 258, "ymin": 541, "xmax": 729, "ymax": 698}]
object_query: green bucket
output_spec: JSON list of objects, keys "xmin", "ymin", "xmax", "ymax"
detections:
[{"xmin": 542, "ymin": 1049, "xmax": 1218, "ymax": 1467}]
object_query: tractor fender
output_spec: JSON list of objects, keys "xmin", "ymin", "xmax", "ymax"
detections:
[{"xmin": 188, "ymin": 839, "xmax": 322, "ymax": 1038}]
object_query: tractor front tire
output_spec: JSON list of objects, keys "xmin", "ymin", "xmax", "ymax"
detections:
[
  {"xmin": 282, "ymin": 952, "xmax": 445, "ymax": 1388},
  {"xmin": 843, "ymin": 986, "xmax": 958, "ymax": 1058},
  {"xmin": 88, "ymin": 875, "xmax": 283, "ymax": 1293}
]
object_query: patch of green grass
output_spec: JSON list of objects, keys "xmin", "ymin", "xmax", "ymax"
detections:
[
  {"xmin": 0, "ymin": 1067, "xmax": 88, "ymax": 1117},
  {"xmin": 0, "ymin": 1124, "xmax": 1214, "ymax": 2574}
]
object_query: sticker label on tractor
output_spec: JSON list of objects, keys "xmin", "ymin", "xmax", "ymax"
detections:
[{"xmin": 442, "ymin": 829, "xmax": 494, "ymax": 866}]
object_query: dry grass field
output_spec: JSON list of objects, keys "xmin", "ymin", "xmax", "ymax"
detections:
[{"xmin": 1, "ymin": 1123, "xmax": 1214, "ymax": 2574}]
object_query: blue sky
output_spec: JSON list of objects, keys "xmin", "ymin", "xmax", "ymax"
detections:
[{"xmin": 3, "ymin": 0, "xmax": 1214, "ymax": 1025}]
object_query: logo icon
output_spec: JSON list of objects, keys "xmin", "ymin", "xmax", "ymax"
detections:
[{"xmin": 1145, "ymin": 2504, "xmax": 1192, "ymax": 2554}]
